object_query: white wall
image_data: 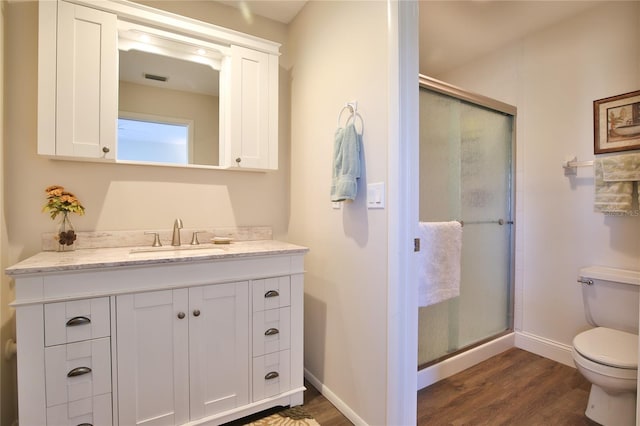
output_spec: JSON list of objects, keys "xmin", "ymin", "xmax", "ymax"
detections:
[
  {"xmin": 2, "ymin": 2, "xmax": 289, "ymax": 424},
  {"xmin": 0, "ymin": 2, "xmax": 16, "ymax": 425},
  {"xmin": 4, "ymin": 1, "xmax": 290, "ymax": 253},
  {"xmin": 288, "ymin": 1, "xmax": 391, "ymax": 424},
  {"xmin": 436, "ymin": 2, "xmax": 640, "ymax": 360}
]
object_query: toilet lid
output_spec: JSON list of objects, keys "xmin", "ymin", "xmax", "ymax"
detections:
[{"xmin": 573, "ymin": 327, "xmax": 638, "ymax": 369}]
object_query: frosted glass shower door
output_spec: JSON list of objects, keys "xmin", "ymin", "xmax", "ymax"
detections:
[{"xmin": 418, "ymin": 87, "xmax": 514, "ymax": 367}]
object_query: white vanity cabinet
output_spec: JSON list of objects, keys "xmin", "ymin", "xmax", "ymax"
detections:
[
  {"xmin": 38, "ymin": 0, "xmax": 280, "ymax": 170},
  {"xmin": 224, "ymin": 45, "xmax": 279, "ymax": 170},
  {"xmin": 43, "ymin": 298, "xmax": 114, "ymax": 426},
  {"xmin": 116, "ymin": 283, "xmax": 250, "ymax": 425},
  {"xmin": 251, "ymin": 277, "xmax": 293, "ymax": 401},
  {"xmin": 7, "ymin": 242, "xmax": 307, "ymax": 425},
  {"xmin": 38, "ymin": 0, "xmax": 118, "ymax": 160}
]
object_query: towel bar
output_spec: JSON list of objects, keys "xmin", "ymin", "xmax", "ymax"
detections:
[{"xmin": 563, "ymin": 157, "xmax": 594, "ymax": 175}]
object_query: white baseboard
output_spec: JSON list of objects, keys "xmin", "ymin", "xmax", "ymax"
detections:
[
  {"xmin": 304, "ymin": 369, "xmax": 368, "ymax": 426},
  {"xmin": 514, "ymin": 331, "xmax": 575, "ymax": 367},
  {"xmin": 417, "ymin": 332, "xmax": 515, "ymax": 390}
]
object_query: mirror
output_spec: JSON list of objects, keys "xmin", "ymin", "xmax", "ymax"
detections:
[{"xmin": 117, "ymin": 22, "xmax": 226, "ymax": 167}]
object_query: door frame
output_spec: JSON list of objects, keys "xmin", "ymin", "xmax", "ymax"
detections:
[{"xmin": 386, "ymin": 1, "xmax": 419, "ymax": 425}]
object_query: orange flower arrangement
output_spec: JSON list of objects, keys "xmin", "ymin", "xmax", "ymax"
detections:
[
  {"xmin": 43, "ymin": 185, "xmax": 85, "ymax": 247},
  {"xmin": 42, "ymin": 185, "xmax": 85, "ymax": 220}
]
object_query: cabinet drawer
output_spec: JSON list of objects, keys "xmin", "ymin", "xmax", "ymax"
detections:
[
  {"xmin": 252, "ymin": 350, "xmax": 290, "ymax": 401},
  {"xmin": 252, "ymin": 277, "xmax": 290, "ymax": 312},
  {"xmin": 252, "ymin": 307, "xmax": 290, "ymax": 356},
  {"xmin": 45, "ymin": 337, "xmax": 111, "ymax": 407},
  {"xmin": 47, "ymin": 393, "xmax": 112, "ymax": 426},
  {"xmin": 45, "ymin": 297, "xmax": 110, "ymax": 346}
]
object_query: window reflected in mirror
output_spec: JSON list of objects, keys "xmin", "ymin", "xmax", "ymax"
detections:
[
  {"xmin": 118, "ymin": 49, "xmax": 220, "ymax": 166},
  {"xmin": 117, "ymin": 117, "xmax": 190, "ymax": 164}
]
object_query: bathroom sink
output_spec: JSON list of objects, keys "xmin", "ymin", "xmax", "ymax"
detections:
[{"xmin": 129, "ymin": 244, "xmax": 225, "ymax": 255}]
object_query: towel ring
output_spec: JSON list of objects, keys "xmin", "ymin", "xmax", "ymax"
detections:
[
  {"xmin": 337, "ymin": 104, "xmax": 354, "ymax": 128},
  {"xmin": 345, "ymin": 112, "xmax": 364, "ymax": 135},
  {"xmin": 337, "ymin": 103, "xmax": 364, "ymax": 135}
]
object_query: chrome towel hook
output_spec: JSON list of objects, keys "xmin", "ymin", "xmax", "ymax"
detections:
[
  {"xmin": 337, "ymin": 101, "xmax": 357, "ymax": 127},
  {"xmin": 336, "ymin": 101, "xmax": 364, "ymax": 135}
]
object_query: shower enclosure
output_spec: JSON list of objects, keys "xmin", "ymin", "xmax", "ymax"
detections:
[{"xmin": 418, "ymin": 76, "xmax": 515, "ymax": 369}]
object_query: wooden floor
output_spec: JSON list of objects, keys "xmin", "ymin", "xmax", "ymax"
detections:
[
  {"xmin": 418, "ymin": 348, "xmax": 599, "ymax": 425},
  {"xmin": 303, "ymin": 380, "xmax": 353, "ymax": 425},
  {"xmin": 306, "ymin": 348, "xmax": 598, "ymax": 425},
  {"xmin": 238, "ymin": 348, "xmax": 598, "ymax": 425}
]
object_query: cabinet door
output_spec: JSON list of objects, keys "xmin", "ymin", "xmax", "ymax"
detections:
[
  {"xmin": 189, "ymin": 282, "xmax": 249, "ymax": 421},
  {"xmin": 56, "ymin": 1, "xmax": 117, "ymax": 159},
  {"xmin": 116, "ymin": 290, "xmax": 189, "ymax": 426},
  {"xmin": 227, "ymin": 45, "xmax": 277, "ymax": 170}
]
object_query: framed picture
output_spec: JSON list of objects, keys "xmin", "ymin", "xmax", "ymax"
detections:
[{"xmin": 594, "ymin": 90, "xmax": 640, "ymax": 154}]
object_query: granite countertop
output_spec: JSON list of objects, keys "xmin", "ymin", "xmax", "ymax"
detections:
[{"xmin": 6, "ymin": 240, "xmax": 309, "ymax": 276}]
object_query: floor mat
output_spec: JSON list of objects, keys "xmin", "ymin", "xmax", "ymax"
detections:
[{"xmin": 243, "ymin": 406, "xmax": 320, "ymax": 426}]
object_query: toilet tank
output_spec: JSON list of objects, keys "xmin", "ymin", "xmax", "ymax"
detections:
[{"xmin": 579, "ymin": 266, "xmax": 640, "ymax": 334}]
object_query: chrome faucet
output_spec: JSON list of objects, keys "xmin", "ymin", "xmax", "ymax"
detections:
[{"xmin": 172, "ymin": 218, "xmax": 183, "ymax": 246}]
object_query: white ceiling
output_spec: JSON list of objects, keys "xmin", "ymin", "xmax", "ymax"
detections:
[
  {"xmin": 216, "ymin": 0, "xmax": 307, "ymax": 23},
  {"xmin": 216, "ymin": 0, "xmax": 606, "ymax": 76},
  {"xmin": 126, "ymin": 1, "xmax": 608, "ymax": 95},
  {"xmin": 419, "ymin": 1, "xmax": 604, "ymax": 76}
]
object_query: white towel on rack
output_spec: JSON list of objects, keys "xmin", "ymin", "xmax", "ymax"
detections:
[
  {"xmin": 594, "ymin": 157, "xmax": 635, "ymax": 213},
  {"xmin": 601, "ymin": 153, "xmax": 640, "ymax": 181},
  {"xmin": 418, "ymin": 221, "xmax": 462, "ymax": 307}
]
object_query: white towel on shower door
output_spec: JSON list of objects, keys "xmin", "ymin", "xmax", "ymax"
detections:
[{"xmin": 418, "ymin": 221, "xmax": 462, "ymax": 307}]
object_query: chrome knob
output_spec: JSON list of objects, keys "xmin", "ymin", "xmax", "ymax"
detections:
[
  {"xmin": 177, "ymin": 312, "xmax": 185, "ymax": 319},
  {"xmin": 102, "ymin": 146, "xmax": 110, "ymax": 153},
  {"xmin": 235, "ymin": 157, "xmax": 241, "ymax": 164},
  {"xmin": 193, "ymin": 309, "xmax": 201, "ymax": 317}
]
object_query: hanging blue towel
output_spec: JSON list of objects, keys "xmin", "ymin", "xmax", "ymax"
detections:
[{"xmin": 331, "ymin": 123, "xmax": 361, "ymax": 202}]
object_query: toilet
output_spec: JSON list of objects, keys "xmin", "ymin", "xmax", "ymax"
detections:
[{"xmin": 572, "ymin": 266, "xmax": 640, "ymax": 426}]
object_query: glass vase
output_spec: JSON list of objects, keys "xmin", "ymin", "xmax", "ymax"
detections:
[{"xmin": 56, "ymin": 212, "xmax": 77, "ymax": 252}]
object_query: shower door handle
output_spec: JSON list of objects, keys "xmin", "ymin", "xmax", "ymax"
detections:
[{"xmin": 458, "ymin": 219, "xmax": 513, "ymax": 227}]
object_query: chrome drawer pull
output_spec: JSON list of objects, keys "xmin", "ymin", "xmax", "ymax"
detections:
[
  {"xmin": 77, "ymin": 423, "xmax": 93, "ymax": 426},
  {"xmin": 67, "ymin": 366, "xmax": 92, "ymax": 377},
  {"xmin": 264, "ymin": 371, "xmax": 279, "ymax": 380},
  {"xmin": 264, "ymin": 290, "xmax": 279, "ymax": 298},
  {"xmin": 264, "ymin": 328, "xmax": 280, "ymax": 336},
  {"xmin": 66, "ymin": 316, "xmax": 91, "ymax": 327}
]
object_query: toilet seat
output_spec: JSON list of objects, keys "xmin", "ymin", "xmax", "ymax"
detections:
[
  {"xmin": 573, "ymin": 348, "xmax": 637, "ymax": 381},
  {"xmin": 573, "ymin": 327, "xmax": 638, "ymax": 371}
]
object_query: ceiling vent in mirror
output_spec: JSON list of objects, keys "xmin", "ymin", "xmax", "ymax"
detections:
[{"xmin": 144, "ymin": 73, "xmax": 168, "ymax": 82}]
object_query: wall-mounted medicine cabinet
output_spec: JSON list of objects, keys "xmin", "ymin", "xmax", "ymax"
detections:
[{"xmin": 37, "ymin": 0, "xmax": 280, "ymax": 171}]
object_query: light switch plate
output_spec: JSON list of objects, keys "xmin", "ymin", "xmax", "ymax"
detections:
[{"xmin": 367, "ymin": 182, "xmax": 385, "ymax": 209}]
